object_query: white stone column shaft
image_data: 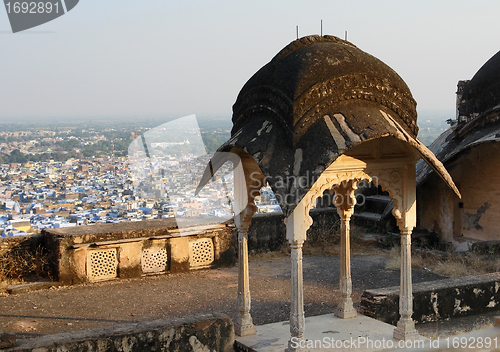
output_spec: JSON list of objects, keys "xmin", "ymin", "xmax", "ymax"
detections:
[
  {"xmin": 234, "ymin": 227, "xmax": 256, "ymax": 336},
  {"xmin": 393, "ymin": 230, "xmax": 419, "ymax": 340},
  {"xmin": 285, "ymin": 201, "xmax": 310, "ymax": 352},
  {"xmin": 334, "ymin": 182, "xmax": 357, "ymax": 319},
  {"xmin": 335, "ymin": 212, "xmax": 357, "ymax": 318},
  {"xmin": 290, "ymin": 242, "xmax": 305, "ymax": 337},
  {"xmin": 393, "ymin": 164, "xmax": 419, "ymax": 340},
  {"xmin": 232, "ymin": 159, "xmax": 257, "ymax": 337}
]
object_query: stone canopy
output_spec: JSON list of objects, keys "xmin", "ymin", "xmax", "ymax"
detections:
[
  {"xmin": 199, "ymin": 35, "xmax": 459, "ymax": 216},
  {"xmin": 196, "ymin": 35, "xmax": 462, "ymax": 346}
]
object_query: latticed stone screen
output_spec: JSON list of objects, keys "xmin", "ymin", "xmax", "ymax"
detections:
[
  {"xmin": 86, "ymin": 248, "xmax": 118, "ymax": 281},
  {"xmin": 141, "ymin": 247, "xmax": 168, "ymax": 273},
  {"xmin": 189, "ymin": 238, "xmax": 214, "ymax": 267}
]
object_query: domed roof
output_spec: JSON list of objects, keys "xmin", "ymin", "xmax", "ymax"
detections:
[
  {"xmin": 459, "ymin": 50, "xmax": 500, "ymax": 118},
  {"xmin": 233, "ymin": 35, "xmax": 418, "ymax": 142},
  {"xmin": 418, "ymin": 50, "xmax": 500, "ymax": 187},
  {"xmin": 199, "ymin": 35, "xmax": 459, "ymax": 215}
]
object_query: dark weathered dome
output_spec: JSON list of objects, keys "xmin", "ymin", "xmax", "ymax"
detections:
[
  {"xmin": 418, "ymin": 50, "xmax": 500, "ymax": 187},
  {"xmin": 459, "ymin": 50, "xmax": 500, "ymax": 118},
  {"xmin": 199, "ymin": 35, "xmax": 459, "ymax": 215},
  {"xmin": 232, "ymin": 35, "xmax": 418, "ymax": 142}
]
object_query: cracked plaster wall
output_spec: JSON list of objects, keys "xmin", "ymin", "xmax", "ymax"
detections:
[{"xmin": 417, "ymin": 143, "xmax": 500, "ymax": 243}]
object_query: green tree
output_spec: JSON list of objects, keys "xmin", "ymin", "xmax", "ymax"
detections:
[{"xmin": 9, "ymin": 149, "xmax": 27, "ymax": 163}]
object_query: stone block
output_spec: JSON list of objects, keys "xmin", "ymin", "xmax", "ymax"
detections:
[
  {"xmin": 0, "ymin": 332, "xmax": 16, "ymax": 349},
  {"xmin": 5, "ymin": 313, "xmax": 234, "ymax": 352},
  {"xmin": 117, "ymin": 242, "xmax": 142, "ymax": 278},
  {"xmin": 360, "ymin": 272, "xmax": 500, "ymax": 325},
  {"xmin": 169, "ymin": 236, "xmax": 190, "ymax": 273}
]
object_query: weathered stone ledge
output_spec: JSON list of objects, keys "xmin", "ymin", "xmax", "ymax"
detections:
[
  {"xmin": 359, "ymin": 272, "xmax": 500, "ymax": 325},
  {"xmin": 2, "ymin": 313, "xmax": 234, "ymax": 352},
  {"xmin": 42, "ymin": 220, "xmax": 234, "ymax": 285},
  {"xmin": 1, "ymin": 210, "xmax": 336, "ymax": 289}
]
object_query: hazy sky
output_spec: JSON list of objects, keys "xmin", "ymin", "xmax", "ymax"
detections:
[{"xmin": 1, "ymin": 0, "xmax": 499, "ymax": 121}]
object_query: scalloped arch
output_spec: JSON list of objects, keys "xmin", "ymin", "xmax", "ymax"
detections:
[{"xmin": 298, "ymin": 168, "xmax": 406, "ymax": 236}]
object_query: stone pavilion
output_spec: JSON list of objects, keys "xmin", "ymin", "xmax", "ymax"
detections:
[{"xmin": 197, "ymin": 35, "xmax": 460, "ymax": 351}]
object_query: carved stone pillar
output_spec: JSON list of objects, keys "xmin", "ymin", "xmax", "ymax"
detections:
[
  {"xmin": 285, "ymin": 201, "xmax": 311, "ymax": 352},
  {"xmin": 234, "ymin": 204, "xmax": 257, "ymax": 336},
  {"xmin": 333, "ymin": 181, "xmax": 357, "ymax": 319},
  {"xmin": 287, "ymin": 241, "xmax": 305, "ymax": 350},
  {"xmin": 393, "ymin": 228, "xmax": 419, "ymax": 340},
  {"xmin": 391, "ymin": 164, "xmax": 419, "ymax": 341}
]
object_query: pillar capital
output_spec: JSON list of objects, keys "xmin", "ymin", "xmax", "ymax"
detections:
[
  {"xmin": 333, "ymin": 180, "xmax": 357, "ymax": 221},
  {"xmin": 285, "ymin": 201, "xmax": 310, "ymax": 244}
]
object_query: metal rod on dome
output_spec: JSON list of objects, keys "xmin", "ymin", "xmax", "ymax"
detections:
[
  {"xmin": 296, "ymin": 26, "xmax": 299, "ymax": 39},
  {"xmin": 321, "ymin": 20, "xmax": 323, "ymax": 36},
  {"xmin": 345, "ymin": 31, "xmax": 348, "ymax": 40}
]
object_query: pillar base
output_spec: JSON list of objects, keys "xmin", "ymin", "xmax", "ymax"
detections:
[
  {"xmin": 393, "ymin": 319, "xmax": 419, "ymax": 341},
  {"xmin": 234, "ymin": 322, "xmax": 256, "ymax": 337},
  {"xmin": 334, "ymin": 299, "xmax": 357, "ymax": 319}
]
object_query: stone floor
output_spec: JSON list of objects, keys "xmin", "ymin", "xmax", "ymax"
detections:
[{"xmin": 235, "ymin": 313, "xmax": 428, "ymax": 352}]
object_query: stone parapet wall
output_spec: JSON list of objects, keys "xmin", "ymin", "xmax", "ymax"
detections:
[
  {"xmin": 247, "ymin": 212, "xmax": 286, "ymax": 253},
  {"xmin": 305, "ymin": 207, "xmax": 340, "ymax": 243},
  {"xmin": 360, "ymin": 272, "xmax": 500, "ymax": 325},
  {"xmin": 3, "ymin": 313, "xmax": 234, "ymax": 352},
  {"xmin": 247, "ymin": 208, "xmax": 339, "ymax": 253},
  {"xmin": 1, "ymin": 210, "xmax": 339, "ymax": 286},
  {"xmin": 42, "ymin": 219, "xmax": 234, "ymax": 285}
]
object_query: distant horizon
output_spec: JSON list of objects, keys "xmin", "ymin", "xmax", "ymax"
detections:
[
  {"xmin": 417, "ymin": 109, "xmax": 456, "ymax": 121},
  {"xmin": 0, "ymin": 109, "xmax": 455, "ymax": 124}
]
